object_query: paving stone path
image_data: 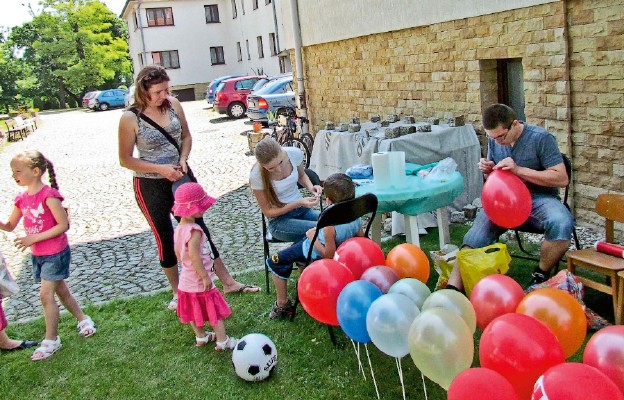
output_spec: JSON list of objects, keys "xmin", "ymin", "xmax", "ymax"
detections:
[{"xmin": 1, "ymin": 101, "xmax": 267, "ymax": 322}]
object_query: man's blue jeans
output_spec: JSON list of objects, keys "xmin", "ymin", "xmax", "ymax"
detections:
[{"xmin": 463, "ymin": 194, "xmax": 575, "ymax": 248}]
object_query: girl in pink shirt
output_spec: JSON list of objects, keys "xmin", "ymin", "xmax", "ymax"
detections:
[
  {"xmin": 0, "ymin": 151, "xmax": 95, "ymax": 361},
  {"xmin": 172, "ymin": 182, "xmax": 237, "ymax": 350}
]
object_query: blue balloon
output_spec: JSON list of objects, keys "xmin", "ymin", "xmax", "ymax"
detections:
[{"xmin": 337, "ymin": 280, "xmax": 383, "ymax": 343}]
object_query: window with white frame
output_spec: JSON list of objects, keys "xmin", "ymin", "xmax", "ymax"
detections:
[
  {"xmin": 205, "ymin": 5, "xmax": 219, "ymax": 23},
  {"xmin": 146, "ymin": 7, "xmax": 174, "ymax": 27},
  {"xmin": 152, "ymin": 50, "xmax": 180, "ymax": 68},
  {"xmin": 253, "ymin": 0, "xmax": 258, "ymax": 10},
  {"xmin": 265, "ymin": 0, "xmax": 271, "ymax": 4},
  {"xmin": 241, "ymin": 0, "xmax": 245, "ymax": 14},
  {"xmin": 231, "ymin": 0, "xmax": 237, "ymax": 18},
  {"xmin": 257, "ymin": 36, "xmax": 264, "ymax": 58},
  {"xmin": 210, "ymin": 46, "xmax": 225, "ymax": 65},
  {"xmin": 245, "ymin": 40, "xmax": 251, "ymax": 60},
  {"xmin": 236, "ymin": 42, "xmax": 242, "ymax": 62},
  {"xmin": 269, "ymin": 33, "xmax": 277, "ymax": 56}
]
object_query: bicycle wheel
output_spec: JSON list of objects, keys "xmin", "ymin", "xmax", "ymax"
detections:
[
  {"xmin": 283, "ymin": 138, "xmax": 310, "ymax": 168},
  {"xmin": 300, "ymin": 133, "xmax": 315, "ymax": 154}
]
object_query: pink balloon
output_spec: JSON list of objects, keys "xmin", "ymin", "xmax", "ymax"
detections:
[
  {"xmin": 583, "ymin": 325, "xmax": 624, "ymax": 395},
  {"xmin": 479, "ymin": 313, "xmax": 564, "ymax": 400},
  {"xmin": 360, "ymin": 265, "xmax": 400, "ymax": 294},
  {"xmin": 334, "ymin": 237, "xmax": 385, "ymax": 279},
  {"xmin": 469, "ymin": 274, "xmax": 525, "ymax": 330},
  {"xmin": 532, "ymin": 363, "xmax": 624, "ymax": 400},
  {"xmin": 481, "ymin": 169, "xmax": 532, "ymax": 228},
  {"xmin": 449, "ymin": 368, "xmax": 520, "ymax": 400}
]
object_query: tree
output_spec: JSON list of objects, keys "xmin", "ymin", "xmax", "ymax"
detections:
[{"xmin": 7, "ymin": 0, "xmax": 132, "ymax": 109}]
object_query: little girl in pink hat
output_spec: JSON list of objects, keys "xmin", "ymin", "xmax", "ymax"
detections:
[{"xmin": 172, "ymin": 182, "xmax": 237, "ymax": 350}]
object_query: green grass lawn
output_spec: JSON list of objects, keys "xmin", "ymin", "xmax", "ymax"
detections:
[{"xmin": 1, "ymin": 224, "xmax": 610, "ymax": 400}]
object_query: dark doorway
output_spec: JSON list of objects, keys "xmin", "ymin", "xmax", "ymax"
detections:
[{"xmin": 172, "ymin": 88, "xmax": 196, "ymax": 102}]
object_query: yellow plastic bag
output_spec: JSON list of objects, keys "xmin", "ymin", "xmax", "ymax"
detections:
[{"xmin": 457, "ymin": 243, "xmax": 511, "ymax": 296}]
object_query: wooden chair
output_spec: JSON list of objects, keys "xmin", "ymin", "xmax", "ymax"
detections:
[
  {"xmin": 290, "ymin": 193, "xmax": 378, "ymax": 344},
  {"xmin": 618, "ymin": 270, "xmax": 624, "ymax": 326},
  {"xmin": 566, "ymin": 193, "xmax": 624, "ymax": 324},
  {"xmin": 261, "ymin": 168, "xmax": 322, "ymax": 293},
  {"xmin": 512, "ymin": 154, "xmax": 581, "ymax": 262}
]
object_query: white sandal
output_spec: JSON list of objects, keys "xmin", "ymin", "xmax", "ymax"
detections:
[
  {"xmin": 215, "ymin": 336, "xmax": 238, "ymax": 351},
  {"xmin": 31, "ymin": 336, "xmax": 62, "ymax": 361},
  {"xmin": 167, "ymin": 295, "xmax": 178, "ymax": 311},
  {"xmin": 195, "ymin": 331, "xmax": 217, "ymax": 347},
  {"xmin": 77, "ymin": 316, "xmax": 96, "ymax": 337}
]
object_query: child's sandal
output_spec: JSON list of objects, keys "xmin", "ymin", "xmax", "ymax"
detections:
[
  {"xmin": 77, "ymin": 316, "xmax": 96, "ymax": 337},
  {"xmin": 31, "ymin": 336, "xmax": 62, "ymax": 361},
  {"xmin": 195, "ymin": 331, "xmax": 216, "ymax": 347},
  {"xmin": 215, "ymin": 336, "xmax": 238, "ymax": 351}
]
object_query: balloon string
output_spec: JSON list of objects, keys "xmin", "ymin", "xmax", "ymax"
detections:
[
  {"xmin": 421, "ymin": 372, "xmax": 428, "ymax": 400},
  {"xmin": 365, "ymin": 344, "xmax": 380, "ymax": 400},
  {"xmin": 396, "ymin": 357, "xmax": 406, "ymax": 400},
  {"xmin": 350, "ymin": 339, "xmax": 366, "ymax": 380}
]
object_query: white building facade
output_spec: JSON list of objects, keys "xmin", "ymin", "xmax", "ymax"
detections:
[{"xmin": 121, "ymin": 0, "xmax": 291, "ymax": 101}]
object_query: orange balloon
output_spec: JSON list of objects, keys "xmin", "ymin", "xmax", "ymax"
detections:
[
  {"xmin": 516, "ymin": 288, "xmax": 587, "ymax": 359},
  {"xmin": 385, "ymin": 243, "xmax": 430, "ymax": 283}
]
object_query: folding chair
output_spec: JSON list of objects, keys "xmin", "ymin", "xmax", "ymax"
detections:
[
  {"xmin": 290, "ymin": 193, "xmax": 378, "ymax": 345},
  {"xmin": 566, "ymin": 194, "xmax": 624, "ymax": 324},
  {"xmin": 512, "ymin": 154, "xmax": 581, "ymax": 262},
  {"xmin": 262, "ymin": 168, "xmax": 322, "ymax": 293}
]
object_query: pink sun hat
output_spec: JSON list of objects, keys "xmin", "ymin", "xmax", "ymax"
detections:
[{"xmin": 172, "ymin": 182, "xmax": 216, "ymax": 217}]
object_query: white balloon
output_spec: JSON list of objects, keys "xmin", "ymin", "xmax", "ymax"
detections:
[
  {"xmin": 421, "ymin": 289, "xmax": 477, "ymax": 333},
  {"xmin": 388, "ymin": 278, "xmax": 432, "ymax": 309},
  {"xmin": 366, "ymin": 293, "xmax": 420, "ymax": 358}
]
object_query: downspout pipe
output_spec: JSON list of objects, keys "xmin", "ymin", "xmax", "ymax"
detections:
[
  {"xmin": 289, "ymin": 0, "xmax": 308, "ymax": 132},
  {"xmin": 138, "ymin": 0, "xmax": 148, "ymax": 67},
  {"xmin": 271, "ymin": 0, "xmax": 280, "ymax": 53}
]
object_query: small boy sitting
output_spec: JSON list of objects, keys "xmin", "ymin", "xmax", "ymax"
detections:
[{"xmin": 266, "ymin": 173, "xmax": 364, "ymax": 319}]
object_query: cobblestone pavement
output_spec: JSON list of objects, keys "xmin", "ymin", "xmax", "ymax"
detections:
[{"xmin": 1, "ymin": 101, "xmax": 267, "ymax": 322}]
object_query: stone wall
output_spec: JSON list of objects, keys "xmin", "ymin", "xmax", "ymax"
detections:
[
  {"xmin": 566, "ymin": 0, "xmax": 624, "ymax": 230},
  {"xmin": 296, "ymin": 0, "xmax": 624, "ymax": 231}
]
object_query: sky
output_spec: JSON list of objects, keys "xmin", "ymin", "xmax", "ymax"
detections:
[{"xmin": 1, "ymin": 0, "xmax": 128, "ymax": 28}]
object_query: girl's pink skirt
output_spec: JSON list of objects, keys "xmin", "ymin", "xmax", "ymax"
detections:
[
  {"xmin": 0, "ymin": 298, "xmax": 7, "ymax": 331},
  {"xmin": 177, "ymin": 288, "xmax": 231, "ymax": 328}
]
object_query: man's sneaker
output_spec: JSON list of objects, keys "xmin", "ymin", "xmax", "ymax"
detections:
[
  {"xmin": 269, "ymin": 300, "xmax": 294, "ymax": 319},
  {"xmin": 527, "ymin": 269, "xmax": 549, "ymax": 287}
]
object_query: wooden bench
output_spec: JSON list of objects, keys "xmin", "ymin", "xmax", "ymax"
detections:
[{"xmin": 4, "ymin": 118, "xmax": 28, "ymax": 142}]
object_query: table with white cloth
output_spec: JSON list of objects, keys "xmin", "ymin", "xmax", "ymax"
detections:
[{"xmin": 309, "ymin": 121, "xmax": 483, "ymax": 212}]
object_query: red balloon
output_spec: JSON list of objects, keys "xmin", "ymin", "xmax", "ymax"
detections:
[
  {"xmin": 360, "ymin": 265, "xmax": 399, "ymax": 294},
  {"xmin": 334, "ymin": 237, "xmax": 385, "ymax": 279},
  {"xmin": 532, "ymin": 363, "xmax": 624, "ymax": 400},
  {"xmin": 298, "ymin": 259, "xmax": 354, "ymax": 326},
  {"xmin": 469, "ymin": 274, "xmax": 525, "ymax": 330},
  {"xmin": 479, "ymin": 313, "xmax": 564, "ymax": 400},
  {"xmin": 481, "ymin": 169, "xmax": 532, "ymax": 228},
  {"xmin": 448, "ymin": 368, "xmax": 520, "ymax": 400},
  {"xmin": 583, "ymin": 325, "xmax": 624, "ymax": 395}
]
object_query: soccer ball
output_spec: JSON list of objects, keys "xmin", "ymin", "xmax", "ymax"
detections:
[{"xmin": 232, "ymin": 333, "xmax": 277, "ymax": 382}]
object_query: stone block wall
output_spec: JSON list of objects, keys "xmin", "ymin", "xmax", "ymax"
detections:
[
  {"xmin": 566, "ymin": 0, "xmax": 624, "ymax": 230},
  {"xmin": 295, "ymin": 0, "xmax": 624, "ymax": 231}
]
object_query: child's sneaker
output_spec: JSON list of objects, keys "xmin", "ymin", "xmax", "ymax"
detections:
[{"xmin": 268, "ymin": 300, "xmax": 294, "ymax": 319}]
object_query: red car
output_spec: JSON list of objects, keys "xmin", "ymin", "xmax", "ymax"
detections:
[
  {"xmin": 213, "ymin": 75, "xmax": 265, "ymax": 118},
  {"xmin": 82, "ymin": 91, "xmax": 97, "ymax": 108}
]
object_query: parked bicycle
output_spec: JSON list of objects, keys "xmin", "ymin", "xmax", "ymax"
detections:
[{"xmin": 262, "ymin": 114, "xmax": 314, "ymax": 168}]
